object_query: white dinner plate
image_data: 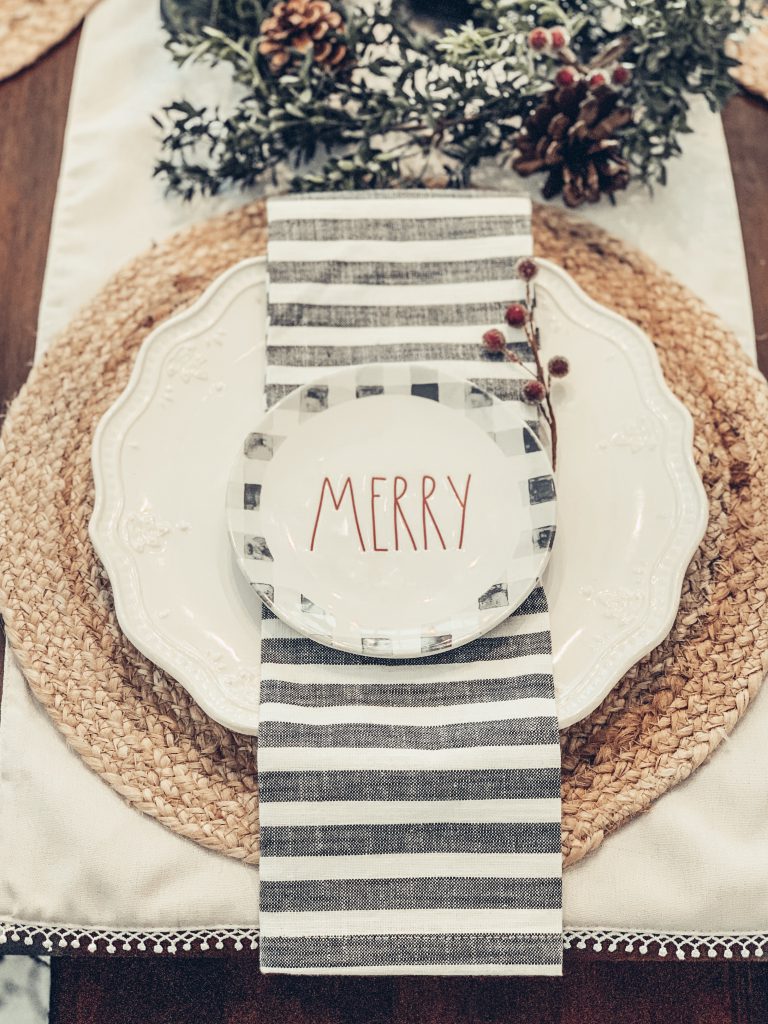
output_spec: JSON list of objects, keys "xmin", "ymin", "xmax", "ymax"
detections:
[
  {"xmin": 90, "ymin": 257, "xmax": 707, "ymax": 732},
  {"xmin": 225, "ymin": 363, "xmax": 556, "ymax": 659}
]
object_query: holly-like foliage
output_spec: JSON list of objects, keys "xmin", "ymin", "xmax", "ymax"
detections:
[{"xmin": 154, "ymin": 0, "xmax": 750, "ymax": 201}]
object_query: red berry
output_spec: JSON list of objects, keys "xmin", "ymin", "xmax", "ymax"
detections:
[
  {"xmin": 515, "ymin": 257, "xmax": 539, "ymax": 282},
  {"xmin": 505, "ymin": 303, "xmax": 527, "ymax": 328},
  {"xmin": 482, "ymin": 328, "xmax": 506, "ymax": 353},
  {"xmin": 555, "ymin": 67, "xmax": 577, "ymax": 88},
  {"xmin": 550, "ymin": 27, "xmax": 568, "ymax": 50},
  {"xmin": 589, "ymin": 72, "xmax": 607, "ymax": 89},
  {"xmin": 523, "ymin": 379, "xmax": 547, "ymax": 404},
  {"xmin": 528, "ymin": 27, "xmax": 550, "ymax": 51},
  {"xmin": 548, "ymin": 355, "xmax": 570, "ymax": 378},
  {"xmin": 612, "ymin": 64, "xmax": 631, "ymax": 86}
]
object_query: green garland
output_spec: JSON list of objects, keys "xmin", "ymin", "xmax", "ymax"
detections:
[{"xmin": 154, "ymin": 0, "xmax": 749, "ymax": 202}]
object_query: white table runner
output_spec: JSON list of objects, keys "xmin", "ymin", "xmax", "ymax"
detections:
[{"xmin": 2, "ymin": 0, "xmax": 767, "ymax": 959}]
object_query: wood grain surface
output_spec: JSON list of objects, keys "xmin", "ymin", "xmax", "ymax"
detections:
[
  {"xmin": 723, "ymin": 93, "xmax": 768, "ymax": 378},
  {"xmin": 1, "ymin": 25, "xmax": 768, "ymax": 1024},
  {"xmin": 47, "ymin": 958, "xmax": 768, "ymax": 1024},
  {"xmin": 0, "ymin": 31, "xmax": 80, "ymax": 423}
]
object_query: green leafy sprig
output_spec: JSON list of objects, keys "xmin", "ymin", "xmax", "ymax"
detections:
[{"xmin": 154, "ymin": 0, "xmax": 750, "ymax": 200}]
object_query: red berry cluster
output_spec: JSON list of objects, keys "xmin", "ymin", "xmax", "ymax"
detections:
[
  {"xmin": 554, "ymin": 64, "xmax": 631, "ymax": 90},
  {"xmin": 527, "ymin": 24, "xmax": 633, "ymax": 92},
  {"xmin": 527, "ymin": 25, "xmax": 569, "ymax": 54}
]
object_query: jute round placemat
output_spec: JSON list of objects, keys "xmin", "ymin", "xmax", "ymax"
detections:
[
  {"xmin": 1, "ymin": 200, "xmax": 768, "ymax": 868},
  {"xmin": 0, "ymin": 0, "xmax": 97, "ymax": 81}
]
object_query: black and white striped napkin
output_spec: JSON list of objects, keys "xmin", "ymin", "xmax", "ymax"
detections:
[{"xmin": 258, "ymin": 191, "xmax": 562, "ymax": 976}]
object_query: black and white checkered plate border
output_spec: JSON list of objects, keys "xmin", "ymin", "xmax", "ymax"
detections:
[{"xmin": 226, "ymin": 363, "xmax": 556, "ymax": 659}]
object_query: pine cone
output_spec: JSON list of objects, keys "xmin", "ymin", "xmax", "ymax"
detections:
[
  {"xmin": 258, "ymin": 0, "xmax": 349, "ymax": 75},
  {"xmin": 513, "ymin": 80, "xmax": 632, "ymax": 207}
]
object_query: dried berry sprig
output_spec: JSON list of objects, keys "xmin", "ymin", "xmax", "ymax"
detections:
[{"xmin": 481, "ymin": 257, "xmax": 569, "ymax": 470}]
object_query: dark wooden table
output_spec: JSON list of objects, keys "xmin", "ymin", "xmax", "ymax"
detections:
[{"xmin": 2, "ymin": 27, "xmax": 768, "ymax": 1024}]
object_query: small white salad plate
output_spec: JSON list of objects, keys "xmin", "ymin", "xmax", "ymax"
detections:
[
  {"xmin": 90, "ymin": 257, "xmax": 708, "ymax": 733},
  {"xmin": 225, "ymin": 362, "xmax": 556, "ymax": 659}
]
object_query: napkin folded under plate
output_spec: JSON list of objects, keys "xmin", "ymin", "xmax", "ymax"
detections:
[{"xmin": 258, "ymin": 191, "xmax": 562, "ymax": 976}]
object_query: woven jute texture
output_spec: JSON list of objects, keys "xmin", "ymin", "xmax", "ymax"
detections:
[
  {"xmin": 1, "ymin": 200, "xmax": 768, "ymax": 868},
  {"xmin": 0, "ymin": 0, "xmax": 96, "ymax": 81},
  {"xmin": 729, "ymin": 17, "xmax": 768, "ymax": 101}
]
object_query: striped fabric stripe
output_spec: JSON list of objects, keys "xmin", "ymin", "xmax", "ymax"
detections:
[
  {"xmin": 261, "ymin": 821, "xmax": 561, "ymax": 858},
  {"xmin": 259, "ymin": 717, "xmax": 559, "ymax": 749},
  {"xmin": 257, "ymin": 654, "xmax": 553, "ymax": 687},
  {"xmin": 261, "ymin": 908, "xmax": 563, "ymax": 938},
  {"xmin": 259, "ymin": 745, "xmax": 560, "ymax": 773},
  {"xmin": 268, "ymin": 235, "xmax": 532, "ymax": 263},
  {"xmin": 259, "ymin": 798, "xmax": 562, "ymax": 826},
  {"xmin": 269, "ymin": 215, "xmax": 531, "ymax": 242},
  {"xmin": 268, "ymin": 256, "xmax": 529, "ymax": 285},
  {"xmin": 268, "ymin": 300, "xmax": 520, "ymax": 327},
  {"xmin": 259, "ymin": 768, "xmax": 561, "ymax": 804},
  {"xmin": 259, "ymin": 698, "xmax": 556, "ymax": 726},
  {"xmin": 259, "ymin": 674, "xmax": 554, "ymax": 708},
  {"xmin": 260, "ymin": 933, "xmax": 562, "ymax": 974},
  {"xmin": 260, "ymin": 851, "xmax": 562, "ymax": 881},
  {"xmin": 266, "ymin": 341, "xmax": 533, "ymax": 366},
  {"xmin": 260, "ymin": 191, "xmax": 562, "ymax": 976},
  {"xmin": 261, "ymin": 631, "xmax": 552, "ymax": 666},
  {"xmin": 260, "ymin": 876, "xmax": 562, "ymax": 912}
]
